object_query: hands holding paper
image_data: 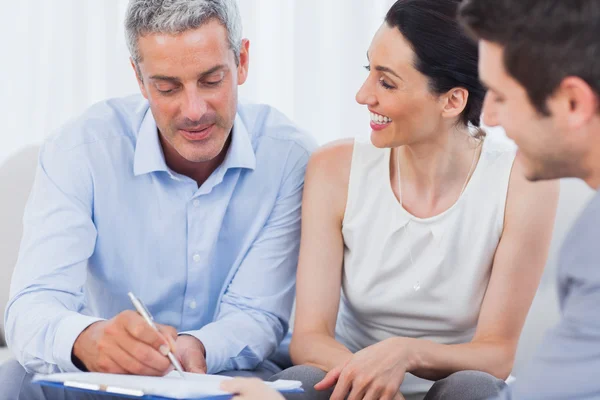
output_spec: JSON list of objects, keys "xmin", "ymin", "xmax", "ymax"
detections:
[{"xmin": 72, "ymin": 310, "xmax": 208, "ymax": 376}]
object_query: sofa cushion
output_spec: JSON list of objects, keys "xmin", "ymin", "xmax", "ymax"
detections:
[{"xmin": 0, "ymin": 347, "xmax": 13, "ymax": 364}]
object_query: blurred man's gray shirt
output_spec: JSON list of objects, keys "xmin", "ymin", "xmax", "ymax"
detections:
[{"xmin": 497, "ymin": 189, "xmax": 600, "ymax": 399}]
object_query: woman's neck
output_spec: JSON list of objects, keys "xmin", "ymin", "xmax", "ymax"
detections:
[{"xmin": 391, "ymin": 125, "xmax": 483, "ymax": 216}]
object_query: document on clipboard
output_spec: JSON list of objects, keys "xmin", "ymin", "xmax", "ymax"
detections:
[{"xmin": 33, "ymin": 370, "xmax": 303, "ymax": 399}]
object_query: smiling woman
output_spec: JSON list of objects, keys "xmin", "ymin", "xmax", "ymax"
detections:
[{"xmin": 278, "ymin": 1, "xmax": 560, "ymax": 400}]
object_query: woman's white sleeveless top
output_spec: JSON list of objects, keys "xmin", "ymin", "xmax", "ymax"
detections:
[{"xmin": 335, "ymin": 135, "xmax": 516, "ymax": 396}]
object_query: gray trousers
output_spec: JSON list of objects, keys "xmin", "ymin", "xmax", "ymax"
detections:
[
  {"xmin": 271, "ymin": 365, "xmax": 507, "ymax": 400},
  {"xmin": 0, "ymin": 359, "xmax": 281, "ymax": 400}
]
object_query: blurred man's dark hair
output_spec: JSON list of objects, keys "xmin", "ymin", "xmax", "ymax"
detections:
[{"xmin": 459, "ymin": 0, "xmax": 600, "ymax": 116}]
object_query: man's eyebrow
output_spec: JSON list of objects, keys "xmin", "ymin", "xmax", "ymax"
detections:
[
  {"xmin": 197, "ymin": 64, "xmax": 228, "ymax": 78},
  {"xmin": 149, "ymin": 65, "xmax": 228, "ymax": 82},
  {"xmin": 149, "ymin": 75, "xmax": 180, "ymax": 82}
]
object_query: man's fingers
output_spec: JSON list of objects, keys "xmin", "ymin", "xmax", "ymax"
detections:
[
  {"xmin": 99, "ymin": 344, "xmax": 162, "ymax": 376},
  {"xmin": 95, "ymin": 352, "xmax": 128, "ymax": 375},
  {"xmin": 156, "ymin": 324, "xmax": 178, "ymax": 341},
  {"xmin": 120, "ymin": 311, "xmax": 170, "ymax": 352},
  {"xmin": 157, "ymin": 324, "xmax": 178, "ymax": 353},
  {"xmin": 117, "ymin": 332, "xmax": 172, "ymax": 375}
]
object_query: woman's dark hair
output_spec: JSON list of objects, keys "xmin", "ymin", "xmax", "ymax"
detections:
[{"xmin": 385, "ymin": 0, "xmax": 485, "ymax": 128}]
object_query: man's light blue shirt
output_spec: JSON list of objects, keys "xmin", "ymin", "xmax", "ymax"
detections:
[{"xmin": 5, "ymin": 95, "xmax": 316, "ymax": 375}]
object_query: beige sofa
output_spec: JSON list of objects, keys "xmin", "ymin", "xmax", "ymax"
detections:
[{"xmin": 0, "ymin": 348, "xmax": 13, "ymax": 364}]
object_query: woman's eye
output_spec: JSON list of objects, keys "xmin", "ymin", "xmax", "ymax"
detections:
[{"xmin": 379, "ymin": 78, "xmax": 394, "ymax": 90}]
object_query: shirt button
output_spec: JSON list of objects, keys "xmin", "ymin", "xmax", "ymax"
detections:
[
  {"xmin": 192, "ymin": 253, "xmax": 201, "ymax": 263},
  {"xmin": 189, "ymin": 300, "xmax": 197, "ymax": 309},
  {"xmin": 193, "ymin": 199, "xmax": 200, "ymax": 207}
]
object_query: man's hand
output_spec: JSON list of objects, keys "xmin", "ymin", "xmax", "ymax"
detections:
[
  {"xmin": 175, "ymin": 334, "xmax": 207, "ymax": 373},
  {"xmin": 72, "ymin": 310, "xmax": 177, "ymax": 376},
  {"xmin": 221, "ymin": 378, "xmax": 285, "ymax": 400}
]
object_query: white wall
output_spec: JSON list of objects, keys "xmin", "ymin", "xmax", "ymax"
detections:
[{"xmin": 0, "ymin": 0, "xmax": 397, "ymax": 166}]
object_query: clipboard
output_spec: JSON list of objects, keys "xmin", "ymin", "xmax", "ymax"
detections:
[{"xmin": 33, "ymin": 371, "xmax": 304, "ymax": 399}]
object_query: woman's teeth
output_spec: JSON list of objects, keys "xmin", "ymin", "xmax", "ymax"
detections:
[{"xmin": 370, "ymin": 112, "xmax": 392, "ymax": 124}]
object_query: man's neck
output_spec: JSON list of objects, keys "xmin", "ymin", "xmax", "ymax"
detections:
[
  {"xmin": 581, "ymin": 123, "xmax": 600, "ymax": 190},
  {"xmin": 160, "ymin": 133, "xmax": 231, "ymax": 188},
  {"xmin": 584, "ymin": 154, "xmax": 600, "ymax": 191}
]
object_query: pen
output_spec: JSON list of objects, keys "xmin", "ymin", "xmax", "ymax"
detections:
[{"xmin": 127, "ymin": 292, "xmax": 186, "ymax": 379}]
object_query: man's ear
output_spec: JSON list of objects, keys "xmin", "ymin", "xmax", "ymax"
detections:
[
  {"xmin": 237, "ymin": 39, "xmax": 250, "ymax": 86},
  {"xmin": 130, "ymin": 58, "xmax": 149, "ymax": 99},
  {"xmin": 553, "ymin": 76, "xmax": 599, "ymax": 129}
]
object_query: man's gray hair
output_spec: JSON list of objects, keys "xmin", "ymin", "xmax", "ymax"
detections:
[{"xmin": 125, "ymin": 0, "xmax": 242, "ymax": 66}]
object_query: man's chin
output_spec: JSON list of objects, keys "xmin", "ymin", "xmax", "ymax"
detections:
[
  {"xmin": 520, "ymin": 158, "xmax": 566, "ymax": 182},
  {"xmin": 516, "ymin": 151, "xmax": 546, "ymax": 182},
  {"xmin": 179, "ymin": 150, "xmax": 220, "ymax": 163},
  {"xmin": 174, "ymin": 136, "xmax": 225, "ymax": 163}
]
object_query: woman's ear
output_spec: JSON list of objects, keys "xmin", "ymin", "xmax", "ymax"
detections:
[{"xmin": 441, "ymin": 88, "xmax": 469, "ymax": 121}]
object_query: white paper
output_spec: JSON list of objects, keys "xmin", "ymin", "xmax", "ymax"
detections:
[{"xmin": 33, "ymin": 371, "xmax": 302, "ymax": 399}]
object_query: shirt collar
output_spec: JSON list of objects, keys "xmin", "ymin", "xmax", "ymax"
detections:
[
  {"xmin": 133, "ymin": 108, "xmax": 170, "ymax": 176},
  {"xmin": 133, "ymin": 110, "xmax": 256, "ymax": 177},
  {"xmin": 222, "ymin": 113, "xmax": 256, "ymax": 171}
]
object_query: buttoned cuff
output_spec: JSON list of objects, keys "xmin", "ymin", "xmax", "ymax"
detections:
[{"xmin": 53, "ymin": 313, "xmax": 104, "ymax": 372}]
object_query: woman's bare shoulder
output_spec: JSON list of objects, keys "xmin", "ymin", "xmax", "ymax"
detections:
[
  {"xmin": 306, "ymin": 138, "xmax": 355, "ymax": 186},
  {"xmin": 303, "ymin": 138, "xmax": 355, "ymax": 218}
]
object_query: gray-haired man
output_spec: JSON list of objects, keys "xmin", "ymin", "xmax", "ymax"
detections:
[{"xmin": 0, "ymin": 0, "xmax": 315, "ymax": 398}]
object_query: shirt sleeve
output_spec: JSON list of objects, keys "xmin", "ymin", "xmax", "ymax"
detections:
[
  {"xmin": 4, "ymin": 139, "xmax": 102, "ymax": 374},
  {"xmin": 181, "ymin": 146, "xmax": 310, "ymax": 374}
]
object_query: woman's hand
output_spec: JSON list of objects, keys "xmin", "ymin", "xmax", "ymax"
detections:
[
  {"xmin": 220, "ymin": 378, "xmax": 285, "ymax": 400},
  {"xmin": 315, "ymin": 337, "xmax": 413, "ymax": 400}
]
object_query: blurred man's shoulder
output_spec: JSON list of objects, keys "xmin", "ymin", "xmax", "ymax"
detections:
[{"xmin": 560, "ymin": 189, "xmax": 600, "ymax": 287}]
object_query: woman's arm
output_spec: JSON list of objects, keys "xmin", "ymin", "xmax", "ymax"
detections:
[
  {"xmin": 289, "ymin": 139, "xmax": 355, "ymax": 372},
  {"xmin": 407, "ymin": 161, "xmax": 560, "ymax": 381},
  {"xmin": 322, "ymin": 161, "xmax": 559, "ymax": 400}
]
